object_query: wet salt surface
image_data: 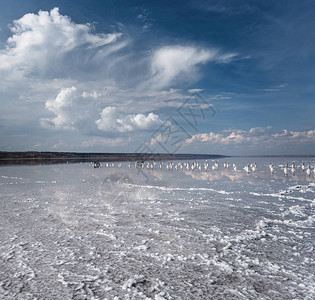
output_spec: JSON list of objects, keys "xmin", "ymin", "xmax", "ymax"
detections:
[{"xmin": 0, "ymin": 157, "xmax": 314, "ymax": 299}]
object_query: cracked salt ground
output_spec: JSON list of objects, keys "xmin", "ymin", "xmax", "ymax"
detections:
[{"xmin": 0, "ymin": 157, "xmax": 314, "ymax": 299}]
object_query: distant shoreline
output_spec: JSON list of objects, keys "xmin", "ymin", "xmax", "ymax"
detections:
[
  {"xmin": 0, "ymin": 151, "xmax": 227, "ymax": 166},
  {"xmin": 0, "ymin": 151, "xmax": 314, "ymax": 166}
]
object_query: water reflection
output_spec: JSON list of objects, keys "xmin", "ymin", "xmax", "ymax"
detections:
[
  {"xmin": 1, "ymin": 159, "xmax": 314, "ymax": 189},
  {"xmin": 134, "ymin": 158, "xmax": 315, "ymax": 185},
  {"xmin": 179, "ymin": 167, "xmax": 315, "ymax": 183}
]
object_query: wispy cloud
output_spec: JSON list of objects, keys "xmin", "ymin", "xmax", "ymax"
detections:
[
  {"xmin": 136, "ymin": 7, "xmax": 155, "ymax": 32},
  {"xmin": 262, "ymin": 83, "xmax": 288, "ymax": 92},
  {"xmin": 192, "ymin": 1, "xmax": 255, "ymax": 15},
  {"xmin": 146, "ymin": 46, "xmax": 237, "ymax": 90}
]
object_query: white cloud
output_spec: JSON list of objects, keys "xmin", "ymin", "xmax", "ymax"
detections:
[
  {"xmin": 272, "ymin": 129, "xmax": 315, "ymax": 143},
  {"xmin": 40, "ymin": 84, "xmax": 166, "ymax": 136},
  {"xmin": 40, "ymin": 86, "xmax": 107, "ymax": 136},
  {"xmin": 40, "ymin": 86, "xmax": 79, "ymax": 130},
  {"xmin": 188, "ymin": 88, "xmax": 204, "ymax": 93},
  {"xmin": 262, "ymin": 83, "xmax": 288, "ymax": 93},
  {"xmin": 184, "ymin": 127, "xmax": 315, "ymax": 147},
  {"xmin": 147, "ymin": 46, "xmax": 237, "ymax": 89},
  {"xmin": 0, "ymin": 7, "xmax": 122, "ymax": 75},
  {"xmin": 184, "ymin": 132, "xmax": 223, "ymax": 144},
  {"xmin": 96, "ymin": 106, "xmax": 163, "ymax": 133}
]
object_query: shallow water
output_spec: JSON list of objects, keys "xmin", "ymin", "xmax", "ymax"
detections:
[{"xmin": 0, "ymin": 157, "xmax": 314, "ymax": 299}]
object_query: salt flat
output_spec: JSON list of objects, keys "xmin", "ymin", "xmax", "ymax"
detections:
[{"xmin": 0, "ymin": 157, "xmax": 314, "ymax": 299}]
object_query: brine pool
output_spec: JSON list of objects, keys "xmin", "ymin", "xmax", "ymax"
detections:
[{"xmin": 0, "ymin": 157, "xmax": 314, "ymax": 299}]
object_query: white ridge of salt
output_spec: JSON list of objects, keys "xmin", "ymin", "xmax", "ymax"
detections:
[
  {"xmin": 133, "ymin": 184, "xmax": 233, "ymax": 194},
  {"xmin": 288, "ymin": 205, "xmax": 306, "ymax": 217},
  {"xmin": 122, "ymin": 275, "xmax": 146, "ymax": 290}
]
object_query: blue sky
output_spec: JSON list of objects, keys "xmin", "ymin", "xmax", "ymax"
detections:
[{"xmin": 0, "ymin": 0, "xmax": 314, "ymax": 155}]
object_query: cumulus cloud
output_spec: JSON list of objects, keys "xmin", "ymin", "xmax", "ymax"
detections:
[
  {"xmin": 0, "ymin": 7, "xmax": 122, "ymax": 76},
  {"xmin": 96, "ymin": 106, "xmax": 163, "ymax": 133},
  {"xmin": 40, "ymin": 86, "xmax": 80, "ymax": 130},
  {"xmin": 272, "ymin": 129, "xmax": 315, "ymax": 143},
  {"xmin": 40, "ymin": 86, "xmax": 105, "ymax": 136},
  {"xmin": 184, "ymin": 127, "xmax": 315, "ymax": 147},
  {"xmin": 40, "ymin": 85, "xmax": 165, "ymax": 136}
]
